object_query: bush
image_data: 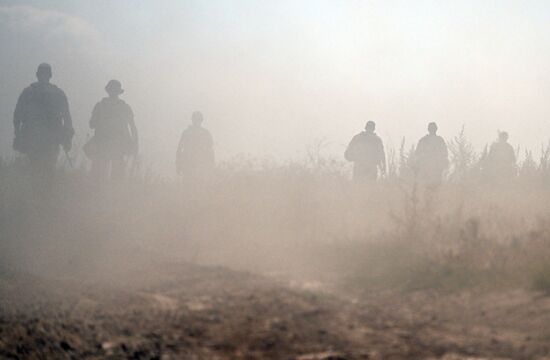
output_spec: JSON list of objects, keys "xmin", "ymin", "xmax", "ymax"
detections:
[
  {"xmin": 2, "ymin": 128, "xmax": 550, "ymax": 294},
  {"xmin": 533, "ymin": 264, "xmax": 550, "ymax": 295}
]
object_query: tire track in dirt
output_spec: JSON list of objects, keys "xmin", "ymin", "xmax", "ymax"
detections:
[{"xmin": 1, "ymin": 264, "xmax": 550, "ymax": 359}]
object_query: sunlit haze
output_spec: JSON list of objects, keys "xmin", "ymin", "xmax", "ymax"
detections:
[{"xmin": 1, "ymin": 0, "xmax": 550, "ymax": 173}]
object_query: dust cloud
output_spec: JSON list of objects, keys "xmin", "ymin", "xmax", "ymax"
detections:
[
  {"xmin": 2, "ymin": 1, "xmax": 550, "ymax": 359},
  {"xmin": 2, "ymin": 1, "xmax": 550, "ymax": 173}
]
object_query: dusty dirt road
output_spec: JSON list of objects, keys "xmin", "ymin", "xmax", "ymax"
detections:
[{"xmin": 1, "ymin": 262, "xmax": 549, "ymax": 359}]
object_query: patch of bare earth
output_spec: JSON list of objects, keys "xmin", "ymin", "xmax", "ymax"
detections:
[{"xmin": 0, "ymin": 264, "xmax": 549, "ymax": 359}]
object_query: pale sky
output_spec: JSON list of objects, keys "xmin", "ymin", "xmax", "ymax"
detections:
[{"xmin": 1, "ymin": 1, "xmax": 550, "ymax": 173}]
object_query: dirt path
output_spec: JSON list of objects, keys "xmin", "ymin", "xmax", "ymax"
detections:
[{"xmin": 0, "ymin": 263, "xmax": 549, "ymax": 359}]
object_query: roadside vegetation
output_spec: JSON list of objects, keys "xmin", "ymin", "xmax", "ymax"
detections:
[{"xmin": 1, "ymin": 129, "xmax": 550, "ymax": 296}]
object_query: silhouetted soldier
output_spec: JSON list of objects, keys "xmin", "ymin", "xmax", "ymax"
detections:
[
  {"xmin": 344, "ymin": 121, "xmax": 386, "ymax": 181},
  {"xmin": 85, "ymin": 80, "xmax": 138, "ymax": 181},
  {"xmin": 415, "ymin": 122, "xmax": 448, "ymax": 187},
  {"xmin": 176, "ymin": 111, "xmax": 214, "ymax": 176},
  {"xmin": 13, "ymin": 63, "xmax": 74, "ymax": 179},
  {"xmin": 485, "ymin": 131, "xmax": 516, "ymax": 181}
]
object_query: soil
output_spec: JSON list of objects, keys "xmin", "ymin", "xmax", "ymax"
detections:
[{"xmin": 1, "ymin": 262, "xmax": 549, "ymax": 359}]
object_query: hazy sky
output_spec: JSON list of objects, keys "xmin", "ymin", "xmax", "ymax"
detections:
[{"xmin": 1, "ymin": 0, "xmax": 550, "ymax": 173}]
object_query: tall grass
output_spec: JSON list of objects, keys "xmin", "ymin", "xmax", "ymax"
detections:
[{"xmin": 1, "ymin": 129, "xmax": 550, "ymax": 294}]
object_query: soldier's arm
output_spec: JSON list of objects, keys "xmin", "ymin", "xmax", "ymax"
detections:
[
  {"xmin": 61, "ymin": 92, "xmax": 74, "ymax": 131},
  {"xmin": 414, "ymin": 138, "xmax": 423, "ymax": 156},
  {"xmin": 176, "ymin": 132, "xmax": 185, "ymax": 155},
  {"xmin": 89, "ymin": 103, "xmax": 100, "ymax": 129},
  {"xmin": 13, "ymin": 89, "xmax": 28, "ymax": 136},
  {"xmin": 60, "ymin": 92, "xmax": 74, "ymax": 151},
  {"xmin": 344, "ymin": 135, "xmax": 358, "ymax": 162}
]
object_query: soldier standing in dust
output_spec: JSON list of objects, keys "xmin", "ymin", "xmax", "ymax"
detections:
[
  {"xmin": 13, "ymin": 63, "xmax": 74, "ymax": 180},
  {"xmin": 344, "ymin": 121, "xmax": 386, "ymax": 181},
  {"xmin": 415, "ymin": 122, "xmax": 449, "ymax": 188},
  {"xmin": 485, "ymin": 131, "xmax": 516, "ymax": 181},
  {"xmin": 176, "ymin": 111, "xmax": 215, "ymax": 177},
  {"xmin": 86, "ymin": 80, "xmax": 138, "ymax": 181}
]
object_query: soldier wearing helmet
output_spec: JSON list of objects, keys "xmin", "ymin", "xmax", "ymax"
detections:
[
  {"xmin": 344, "ymin": 121, "xmax": 386, "ymax": 181},
  {"xmin": 85, "ymin": 80, "xmax": 138, "ymax": 181},
  {"xmin": 13, "ymin": 63, "xmax": 74, "ymax": 180}
]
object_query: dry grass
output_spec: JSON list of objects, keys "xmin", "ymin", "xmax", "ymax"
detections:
[{"xmin": 2, "ymin": 131, "xmax": 550, "ymax": 295}]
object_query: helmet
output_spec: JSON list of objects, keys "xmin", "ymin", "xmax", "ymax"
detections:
[{"xmin": 105, "ymin": 80, "xmax": 124, "ymax": 95}]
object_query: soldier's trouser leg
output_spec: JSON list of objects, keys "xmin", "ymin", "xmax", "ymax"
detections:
[{"xmin": 110, "ymin": 155, "xmax": 126, "ymax": 180}]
